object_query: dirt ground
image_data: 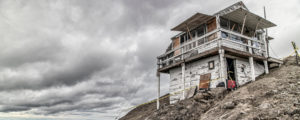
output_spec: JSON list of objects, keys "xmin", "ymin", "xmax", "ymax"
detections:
[{"xmin": 120, "ymin": 56, "xmax": 300, "ymax": 120}]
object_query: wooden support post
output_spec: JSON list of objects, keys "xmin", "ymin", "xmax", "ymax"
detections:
[
  {"xmin": 219, "ymin": 49, "xmax": 226, "ymax": 87},
  {"xmin": 156, "ymin": 72, "xmax": 160, "ymax": 110},
  {"xmin": 216, "ymin": 15, "xmax": 222, "ymax": 39},
  {"xmin": 181, "ymin": 47, "xmax": 184, "ymax": 60},
  {"xmin": 253, "ymin": 21, "xmax": 260, "ymax": 37},
  {"xmin": 249, "ymin": 57, "xmax": 255, "ymax": 81},
  {"xmin": 248, "ymin": 40, "xmax": 255, "ymax": 81},
  {"xmin": 263, "ymin": 60, "xmax": 269, "ymax": 74},
  {"xmin": 261, "ymin": 20, "xmax": 269, "ymax": 74},
  {"xmin": 181, "ymin": 62, "xmax": 185, "ymax": 100},
  {"xmin": 241, "ymin": 14, "xmax": 247, "ymax": 35},
  {"xmin": 186, "ymin": 24, "xmax": 193, "ymax": 41},
  {"xmin": 216, "ymin": 15, "xmax": 220, "ymax": 29}
]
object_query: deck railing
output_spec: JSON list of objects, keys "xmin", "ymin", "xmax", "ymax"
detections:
[{"xmin": 157, "ymin": 28, "xmax": 266, "ymax": 69}]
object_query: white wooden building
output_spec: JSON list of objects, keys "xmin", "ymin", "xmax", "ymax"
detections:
[{"xmin": 155, "ymin": 1, "xmax": 283, "ymax": 107}]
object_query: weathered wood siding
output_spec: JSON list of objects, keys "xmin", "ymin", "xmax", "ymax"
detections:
[
  {"xmin": 169, "ymin": 55, "xmax": 265, "ymax": 104},
  {"xmin": 169, "ymin": 55, "xmax": 221, "ymax": 104},
  {"xmin": 235, "ymin": 58, "xmax": 265, "ymax": 86}
]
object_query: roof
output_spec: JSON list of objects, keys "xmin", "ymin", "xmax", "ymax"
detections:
[
  {"xmin": 221, "ymin": 8, "xmax": 276, "ymax": 30},
  {"xmin": 214, "ymin": 1, "xmax": 248, "ymax": 16},
  {"xmin": 171, "ymin": 13, "xmax": 214, "ymax": 31},
  {"xmin": 267, "ymin": 36, "xmax": 274, "ymax": 40},
  {"xmin": 170, "ymin": 1, "xmax": 276, "ymax": 32}
]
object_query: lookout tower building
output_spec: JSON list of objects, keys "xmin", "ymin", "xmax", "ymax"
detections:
[{"xmin": 156, "ymin": 1, "xmax": 283, "ymax": 106}]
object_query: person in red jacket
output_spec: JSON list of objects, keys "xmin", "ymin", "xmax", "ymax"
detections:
[{"xmin": 227, "ymin": 79, "xmax": 236, "ymax": 90}]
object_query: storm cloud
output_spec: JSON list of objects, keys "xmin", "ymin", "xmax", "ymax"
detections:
[{"xmin": 0, "ymin": 0, "xmax": 299, "ymax": 119}]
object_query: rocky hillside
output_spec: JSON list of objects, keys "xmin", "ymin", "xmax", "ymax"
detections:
[{"xmin": 121, "ymin": 56, "xmax": 300, "ymax": 120}]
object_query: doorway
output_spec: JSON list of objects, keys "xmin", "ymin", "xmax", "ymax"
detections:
[{"xmin": 226, "ymin": 58, "xmax": 237, "ymax": 88}]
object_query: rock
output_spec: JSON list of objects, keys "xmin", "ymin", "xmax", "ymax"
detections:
[
  {"xmin": 194, "ymin": 94, "xmax": 205, "ymax": 102},
  {"xmin": 176, "ymin": 105, "xmax": 184, "ymax": 110},
  {"xmin": 186, "ymin": 104, "xmax": 193, "ymax": 109},
  {"xmin": 210, "ymin": 87, "xmax": 227, "ymax": 99},
  {"xmin": 223, "ymin": 101, "xmax": 235, "ymax": 109},
  {"xmin": 180, "ymin": 109, "xmax": 188, "ymax": 114},
  {"xmin": 285, "ymin": 109, "xmax": 300, "ymax": 116},
  {"xmin": 291, "ymin": 109, "xmax": 300, "ymax": 116},
  {"xmin": 259, "ymin": 102, "xmax": 271, "ymax": 109},
  {"xmin": 159, "ymin": 116, "xmax": 166, "ymax": 120},
  {"xmin": 199, "ymin": 104, "xmax": 209, "ymax": 110},
  {"xmin": 294, "ymin": 102, "xmax": 300, "ymax": 107}
]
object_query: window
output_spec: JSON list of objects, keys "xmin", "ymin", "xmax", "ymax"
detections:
[
  {"xmin": 256, "ymin": 33, "xmax": 262, "ymax": 40},
  {"xmin": 187, "ymin": 33, "xmax": 191, "ymax": 41},
  {"xmin": 191, "ymin": 30, "xmax": 196, "ymax": 38},
  {"xmin": 208, "ymin": 61, "xmax": 215, "ymax": 70},
  {"xmin": 197, "ymin": 25, "xmax": 205, "ymax": 37},
  {"xmin": 220, "ymin": 17, "xmax": 229, "ymax": 29},
  {"xmin": 180, "ymin": 34, "xmax": 187, "ymax": 43},
  {"xmin": 229, "ymin": 21, "xmax": 239, "ymax": 32},
  {"xmin": 180, "ymin": 35, "xmax": 185, "ymax": 43}
]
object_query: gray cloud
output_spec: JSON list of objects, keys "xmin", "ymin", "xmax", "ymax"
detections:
[{"xmin": 0, "ymin": 0, "xmax": 298, "ymax": 119}]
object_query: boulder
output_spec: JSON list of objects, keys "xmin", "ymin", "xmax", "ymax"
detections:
[
  {"xmin": 259, "ymin": 102, "xmax": 271, "ymax": 109},
  {"xmin": 223, "ymin": 101, "xmax": 235, "ymax": 109}
]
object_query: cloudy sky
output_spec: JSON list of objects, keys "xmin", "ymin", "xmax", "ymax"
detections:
[{"xmin": 0, "ymin": 0, "xmax": 299, "ymax": 119}]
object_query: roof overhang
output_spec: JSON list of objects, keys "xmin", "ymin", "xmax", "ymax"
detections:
[
  {"xmin": 267, "ymin": 36, "xmax": 274, "ymax": 40},
  {"xmin": 171, "ymin": 13, "xmax": 214, "ymax": 31},
  {"xmin": 221, "ymin": 8, "xmax": 276, "ymax": 30}
]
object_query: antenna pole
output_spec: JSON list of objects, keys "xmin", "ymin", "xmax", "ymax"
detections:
[{"xmin": 264, "ymin": 6, "xmax": 269, "ymax": 58}]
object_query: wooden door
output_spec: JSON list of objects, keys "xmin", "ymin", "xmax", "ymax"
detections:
[{"xmin": 199, "ymin": 73, "xmax": 211, "ymax": 89}]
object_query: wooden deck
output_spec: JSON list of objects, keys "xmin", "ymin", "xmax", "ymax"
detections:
[{"xmin": 157, "ymin": 46, "xmax": 271, "ymax": 73}]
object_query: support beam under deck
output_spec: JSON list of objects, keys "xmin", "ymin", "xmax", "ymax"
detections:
[
  {"xmin": 156, "ymin": 72, "xmax": 160, "ymax": 110},
  {"xmin": 181, "ymin": 63, "xmax": 185, "ymax": 100}
]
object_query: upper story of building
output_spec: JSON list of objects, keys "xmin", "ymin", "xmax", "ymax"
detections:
[{"xmin": 157, "ymin": 1, "xmax": 276, "ymax": 73}]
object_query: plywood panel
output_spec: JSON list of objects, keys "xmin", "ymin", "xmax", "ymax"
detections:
[
  {"xmin": 173, "ymin": 37, "xmax": 181, "ymax": 56},
  {"xmin": 199, "ymin": 73, "xmax": 211, "ymax": 89},
  {"xmin": 207, "ymin": 18, "xmax": 217, "ymax": 33}
]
